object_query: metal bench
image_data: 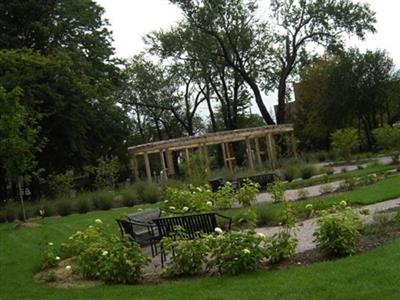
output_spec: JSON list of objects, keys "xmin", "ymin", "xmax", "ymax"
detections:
[{"xmin": 152, "ymin": 212, "xmax": 232, "ymax": 266}]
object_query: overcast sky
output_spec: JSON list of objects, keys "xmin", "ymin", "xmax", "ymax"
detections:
[{"xmin": 95, "ymin": 0, "xmax": 400, "ymax": 112}]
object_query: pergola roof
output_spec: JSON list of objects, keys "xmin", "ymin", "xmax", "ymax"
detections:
[{"xmin": 129, "ymin": 124, "xmax": 294, "ymax": 155}]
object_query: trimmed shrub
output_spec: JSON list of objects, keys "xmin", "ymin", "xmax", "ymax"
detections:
[
  {"xmin": 120, "ymin": 189, "xmax": 138, "ymax": 207},
  {"xmin": 92, "ymin": 191, "xmax": 113, "ymax": 210},
  {"xmin": 5, "ymin": 206, "xmax": 17, "ymax": 222},
  {"xmin": 56, "ymin": 200, "xmax": 73, "ymax": 216},
  {"xmin": 75, "ymin": 198, "xmax": 91, "ymax": 214},
  {"xmin": 135, "ymin": 181, "xmax": 161, "ymax": 204},
  {"xmin": 281, "ymin": 165, "xmax": 300, "ymax": 182},
  {"xmin": 299, "ymin": 164, "xmax": 318, "ymax": 179}
]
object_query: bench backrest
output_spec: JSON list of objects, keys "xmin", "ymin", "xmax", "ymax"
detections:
[
  {"xmin": 127, "ymin": 208, "xmax": 161, "ymax": 223},
  {"xmin": 153, "ymin": 212, "xmax": 218, "ymax": 240}
]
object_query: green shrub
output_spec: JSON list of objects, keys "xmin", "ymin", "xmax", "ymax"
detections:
[
  {"xmin": 299, "ymin": 164, "xmax": 318, "ymax": 179},
  {"xmin": 92, "ymin": 191, "xmax": 113, "ymax": 210},
  {"xmin": 41, "ymin": 242, "xmax": 60, "ymax": 270},
  {"xmin": 119, "ymin": 188, "xmax": 138, "ymax": 207},
  {"xmin": 281, "ymin": 165, "xmax": 300, "ymax": 182},
  {"xmin": 268, "ymin": 230, "xmax": 297, "ymax": 264},
  {"xmin": 208, "ymin": 229, "xmax": 267, "ymax": 275},
  {"xmin": 331, "ymin": 128, "xmax": 359, "ymax": 161},
  {"xmin": 135, "ymin": 181, "xmax": 161, "ymax": 204},
  {"xmin": 0, "ymin": 210, "xmax": 6, "ymax": 223},
  {"xmin": 5, "ymin": 206, "xmax": 17, "ymax": 222},
  {"xmin": 60, "ymin": 220, "xmax": 149, "ymax": 283},
  {"xmin": 314, "ymin": 201, "xmax": 362, "ymax": 257},
  {"xmin": 235, "ymin": 209, "xmax": 258, "ymax": 229},
  {"xmin": 297, "ymin": 189, "xmax": 309, "ymax": 200},
  {"xmin": 373, "ymin": 124, "xmax": 400, "ymax": 163},
  {"xmin": 56, "ymin": 200, "xmax": 73, "ymax": 216},
  {"xmin": 37, "ymin": 202, "xmax": 55, "ymax": 217},
  {"xmin": 75, "ymin": 198, "xmax": 91, "ymax": 214},
  {"xmin": 161, "ymin": 232, "xmax": 210, "ymax": 277},
  {"xmin": 268, "ymin": 180, "xmax": 286, "ymax": 202},
  {"xmin": 315, "ymin": 151, "xmax": 328, "ymax": 162},
  {"xmin": 236, "ymin": 179, "xmax": 260, "ymax": 207},
  {"xmin": 163, "ymin": 184, "xmax": 213, "ymax": 214},
  {"xmin": 214, "ymin": 182, "xmax": 235, "ymax": 209}
]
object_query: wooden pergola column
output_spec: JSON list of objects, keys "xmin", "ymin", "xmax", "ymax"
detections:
[
  {"xmin": 202, "ymin": 144, "xmax": 210, "ymax": 173},
  {"xmin": 132, "ymin": 154, "xmax": 139, "ymax": 181},
  {"xmin": 166, "ymin": 149, "xmax": 175, "ymax": 176},
  {"xmin": 143, "ymin": 152, "xmax": 152, "ymax": 181},
  {"xmin": 245, "ymin": 138, "xmax": 254, "ymax": 169},
  {"xmin": 266, "ymin": 133, "xmax": 277, "ymax": 170},
  {"xmin": 221, "ymin": 143, "xmax": 228, "ymax": 168},
  {"xmin": 185, "ymin": 148, "xmax": 190, "ymax": 162},
  {"xmin": 159, "ymin": 150, "xmax": 168, "ymax": 181},
  {"xmin": 254, "ymin": 138, "xmax": 262, "ymax": 167}
]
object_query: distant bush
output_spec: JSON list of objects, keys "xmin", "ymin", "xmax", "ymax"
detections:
[
  {"xmin": 373, "ymin": 124, "xmax": 400, "ymax": 163},
  {"xmin": 299, "ymin": 164, "xmax": 318, "ymax": 179},
  {"xmin": 281, "ymin": 165, "xmax": 300, "ymax": 182},
  {"xmin": 120, "ymin": 188, "xmax": 139, "ymax": 207},
  {"xmin": 56, "ymin": 200, "xmax": 73, "ymax": 216},
  {"xmin": 75, "ymin": 198, "xmax": 91, "ymax": 214},
  {"xmin": 135, "ymin": 181, "xmax": 161, "ymax": 204},
  {"xmin": 5, "ymin": 206, "xmax": 17, "ymax": 222},
  {"xmin": 92, "ymin": 191, "xmax": 113, "ymax": 210},
  {"xmin": 0, "ymin": 210, "xmax": 6, "ymax": 223},
  {"xmin": 331, "ymin": 128, "xmax": 359, "ymax": 161}
]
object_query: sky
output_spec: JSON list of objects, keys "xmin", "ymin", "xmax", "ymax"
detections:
[{"xmin": 95, "ymin": 0, "xmax": 400, "ymax": 112}]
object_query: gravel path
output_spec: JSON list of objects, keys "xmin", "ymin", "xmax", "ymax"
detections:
[{"xmin": 255, "ymin": 197, "xmax": 400, "ymax": 253}]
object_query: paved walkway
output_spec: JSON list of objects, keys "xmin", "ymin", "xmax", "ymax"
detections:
[{"xmin": 255, "ymin": 197, "xmax": 400, "ymax": 253}]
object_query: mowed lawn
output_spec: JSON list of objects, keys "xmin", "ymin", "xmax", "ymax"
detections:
[{"xmin": 1, "ymin": 176, "xmax": 400, "ymax": 299}]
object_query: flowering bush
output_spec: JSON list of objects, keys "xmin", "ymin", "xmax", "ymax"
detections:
[
  {"xmin": 41, "ymin": 242, "xmax": 60, "ymax": 270},
  {"xmin": 207, "ymin": 229, "xmax": 268, "ymax": 275},
  {"xmin": 236, "ymin": 179, "xmax": 260, "ymax": 207},
  {"xmin": 214, "ymin": 181, "xmax": 235, "ymax": 209},
  {"xmin": 59, "ymin": 219, "xmax": 149, "ymax": 283},
  {"xmin": 314, "ymin": 201, "xmax": 362, "ymax": 257},
  {"xmin": 163, "ymin": 184, "xmax": 213, "ymax": 214},
  {"xmin": 161, "ymin": 232, "xmax": 210, "ymax": 277},
  {"xmin": 268, "ymin": 180, "xmax": 286, "ymax": 202}
]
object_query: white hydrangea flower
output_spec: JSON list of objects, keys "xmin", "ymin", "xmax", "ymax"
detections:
[
  {"xmin": 55, "ymin": 256, "xmax": 60, "ymax": 261},
  {"xmin": 102, "ymin": 250, "xmax": 108, "ymax": 256},
  {"xmin": 95, "ymin": 219, "xmax": 103, "ymax": 224},
  {"xmin": 48, "ymin": 242, "xmax": 53, "ymax": 246},
  {"xmin": 242, "ymin": 248, "xmax": 251, "ymax": 254},
  {"xmin": 206, "ymin": 201, "xmax": 213, "ymax": 207},
  {"xmin": 340, "ymin": 200, "xmax": 347, "ymax": 206},
  {"xmin": 256, "ymin": 232, "xmax": 265, "ymax": 238},
  {"xmin": 169, "ymin": 206, "xmax": 175, "ymax": 210},
  {"xmin": 214, "ymin": 227, "xmax": 223, "ymax": 234},
  {"xmin": 65, "ymin": 265, "xmax": 72, "ymax": 271},
  {"xmin": 305, "ymin": 204, "xmax": 313, "ymax": 210},
  {"xmin": 182, "ymin": 206, "xmax": 189, "ymax": 212},
  {"xmin": 164, "ymin": 200, "xmax": 169, "ymax": 204}
]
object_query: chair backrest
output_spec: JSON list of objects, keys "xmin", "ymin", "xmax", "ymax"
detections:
[
  {"xmin": 127, "ymin": 208, "xmax": 161, "ymax": 223},
  {"xmin": 116, "ymin": 219, "xmax": 135, "ymax": 237},
  {"xmin": 153, "ymin": 212, "xmax": 218, "ymax": 240}
]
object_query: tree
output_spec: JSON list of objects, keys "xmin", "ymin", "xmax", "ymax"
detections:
[
  {"xmin": 331, "ymin": 128, "xmax": 359, "ymax": 161},
  {"xmin": 373, "ymin": 124, "xmax": 400, "ymax": 163},
  {"xmin": 268, "ymin": 0, "xmax": 376, "ymax": 124},
  {"xmin": 170, "ymin": 0, "xmax": 275, "ymax": 125},
  {"xmin": 0, "ymin": 87, "xmax": 42, "ymax": 220}
]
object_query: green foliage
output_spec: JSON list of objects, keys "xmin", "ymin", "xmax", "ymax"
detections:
[
  {"xmin": 235, "ymin": 209, "xmax": 258, "ymax": 229},
  {"xmin": 135, "ymin": 181, "xmax": 162, "ymax": 204},
  {"xmin": 214, "ymin": 182, "xmax": 235, "ymax": 209},
  {"xmin": 314, "ymin": 201, "xmax": 362, "ymax": 257},
  {"xmin": 181, "ymin": 152, "xmax": 208, "ymax": 183},
  {"xmin": 60, "ymin": 220, "xmax": 149, "ymax": 284},
  {"xmin": 75, "ymin": 198, "xmax": 91, "ymax": 214},
  {"xmin": 268, "ymin": 180, "xmax": 286, "ymax": 203},
  {"xmin": 281, "ymin": 165, "xmax": 300, "ymax": 182},
  {"xmin": 163, "ymin": 184, "xmax": 213, "ymax": 213},
  {"xmin": 331, "ymin": 128, "xmax": 359, "ymax": 161},
  {"xmin": 87, "ymin": 156, "xmax": 120, "ymax": 189},
  {"xmin": 161, "ymin": 232, "xmax": 210, "ymax": 277},
  {"xmin": 207, "ymin": 230, "xmax": 268, "ymax": 275},
  {"xmin": 47, "ymin": 171, "xmax": 74, "ymax": 198},
  {"xmin": 299, "ymin": 164, "xmax": 318, "ymax": 179},
  {"xmin": 41, "ymin": 242, "xmax": 60, "ymax": 270},
  {"xmin": 236, "ymin": 179, "xmax": 260, "ymax": 207},
  {"xmin": 92, "ymin": 191, "xmax": 114, "ymax": 210},
  {"xmin": 373, "ymin": 125, "xmax": 400, "ymax": 163},
  {"xmin": 56, "ymin": 200, "xmax": 73, "ymax": 217},
  {"xmin": 120, "ymin": 188, "xmax": 139, "ymax": 207}
]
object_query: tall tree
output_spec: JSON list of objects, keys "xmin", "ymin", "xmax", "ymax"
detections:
[
  {"xmin": 268, "ymin": 0, "xmax": 376, "ymax": 124},
  {"xmin": 170, "ymin": 0, "xmax": 275, "ymax": 125},
  {"xmin": 0, "ymin": 87, "xmax": 42, "ymax": 219}
]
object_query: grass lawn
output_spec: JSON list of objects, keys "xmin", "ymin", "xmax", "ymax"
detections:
[
  {"xmin": 1, "ymin": 175, "xmax": 400, "ymax": 299},
  {"xmin": 1, "ymin": 209, "xmax": 400, "ymax": 299},
  {"xmin": 225, "ymin": 175, "xmax": 400, "ymax": 225}
]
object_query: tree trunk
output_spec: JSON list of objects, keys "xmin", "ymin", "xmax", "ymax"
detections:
[
  {"xmin": 17, "ymin": 178, "xmax": 26, "ymax": 222},
  {"xmin": 277, "ymin": 77, "xmax": 287, "ymax": 124}
]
